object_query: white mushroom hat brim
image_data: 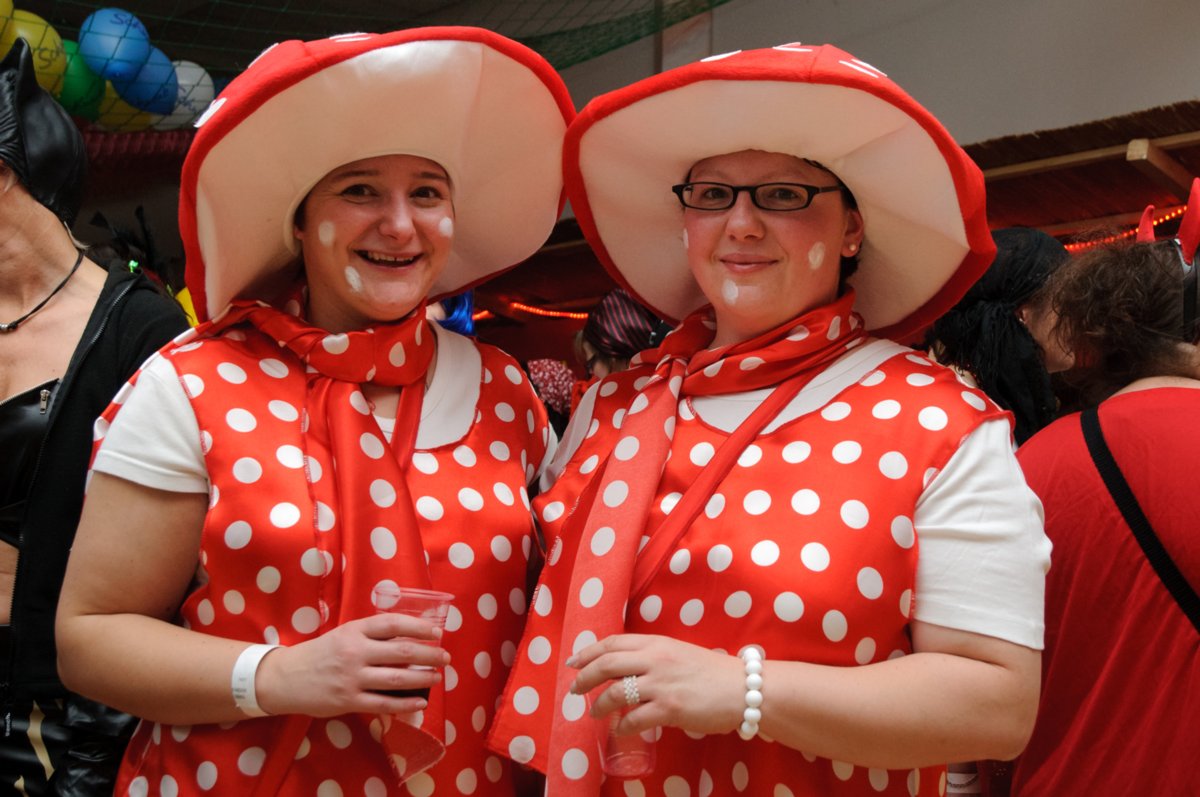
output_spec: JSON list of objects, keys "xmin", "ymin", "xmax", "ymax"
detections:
[
  {"xmin": 180, "ymin": 27, "xmax": 575, "ymax": 321},
  {"xmin": 564, "ymin": 43, "xmax": 994, "ymax": 342}
]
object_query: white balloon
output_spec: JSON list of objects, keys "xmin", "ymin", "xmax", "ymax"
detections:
[{"xmin": 153, "ymin": 60, "xmax": 215, "ymax": 130}]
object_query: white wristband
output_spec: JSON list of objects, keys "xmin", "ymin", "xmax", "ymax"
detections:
[
  {"xmin": 737, "ymin": 646, "xmax": 764, "ymax": 740},
  {"xmin": 231, "ymin": 643, "xmax": 280, "ymax": 717}
]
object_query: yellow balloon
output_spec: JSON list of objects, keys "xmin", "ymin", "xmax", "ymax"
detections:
[
  {"xmin": 0, "ymin": 2, "xmax": 13, "ymax": 40},
  {"xmin": 96, "ymin": 80, "xmax": 154, "ymax": 132},
  {"xmin": 0, "ymin": 9, "xmax": 66, "ymax": 96}
]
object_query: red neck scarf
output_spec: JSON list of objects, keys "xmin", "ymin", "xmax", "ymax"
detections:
[
  {"xmin": 496, "ymin": 292, "xmax": 866, "ymax": 788},
  {"xmin": 208, "ymin": 285, "xmax": 448, "ymax": 789}
]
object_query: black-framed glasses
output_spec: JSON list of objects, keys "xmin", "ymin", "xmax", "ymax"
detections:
[{"xmin": 671, "ymin": 181, "xmax": 845, "ymax": 212}]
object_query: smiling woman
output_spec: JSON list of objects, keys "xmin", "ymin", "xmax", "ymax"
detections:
[{"xmin": 55, "ymin": 27, "xmax": 574, "ymax": 796}]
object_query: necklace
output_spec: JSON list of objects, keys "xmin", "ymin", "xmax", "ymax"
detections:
[{"xmin": 0, "ymin": 251, "xmax": 85, "ymax": 333}]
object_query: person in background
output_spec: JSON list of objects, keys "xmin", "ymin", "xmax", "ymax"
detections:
[
  {"xmin": 525, "ymin": 357, "xmax": 575, "ymax": 437},
  {"xmin": 924, "ymin": 227, "xmax": 1072, "ymax": 444},
  {"xmin": 1009, "ymin": 233, "xmax": 1200, "ymax": 796},
  {"xmin": 571, "ymin": 288, "xmax": 661, "ymax": 409},
  {"xmin": 0, "ymin": 40, "xmax": 188, "ymax": 794},
  {"xmin": 490, "ymin": 43, "xmax": 1049, "ymax": 795},
  {"xmin": 55, "ymin": 28, "xmax": 572, "ymax": 795}
]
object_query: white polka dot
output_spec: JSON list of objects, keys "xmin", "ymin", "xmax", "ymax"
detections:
[
  {"xmin": 450, "ymin": 445, "xmax": 477, "ymax": 468},
  {"xmin": 490, "ymin": 483, "xmax": 515, "ymax": 507},
  {"xmin": 195, "ymin": 761, "xmax": 217, "ymax": 790},
  {"xmin": 731, "ymin": 445, "xmax": 763, "ymax": 469},
  {"xmin": 872, "ymin": 399, "xmax": 901, "ymax": 419},
  {"xmin": 743, "ymin": 489, "xmax": 771, "ymax": 515},
  {"xmin": 774, "ymin": 592, "xmax": 804, "ymax": 622},
  {"xmin": 832, "ymin": 760, "xmax": 854, "ymax": 781},
  {"xmin": 707, "ymin": 544, "xmax": 733, "ymax": 572},
  {"xmin": 494, "ymin": 402, "xmax": 516, "ymax": 422},
  {"xmin": 269, "ymin": 503, "xmax": 300, "ymax": 528},
  {"xmin": 458, "ymin": 488, "xmax": 484, "ymax": 512},
  {"xmin": 321, "ymin": 334, "xmax": 349, "ymax": 354},
  {"xmin": 275, "ymin": 445, "xmax": 304, "ymax": 469},
  {"xmin": 725, "ymin": 591, "xmax": 752, "ymax": 618},
  {"xmin": 664, "ymin": 776, "xmax": 690, "ymax": 797},
  {"xmin": 533, "ymin": 586, "xmax": 553, "ymax": 616},
  {"xmin": 561, "ymin": 748, "xmax": 589, "ymax": 780},
  {"xmin": 448, "ymin": 542, "xmax": 474, "ymax": 568},
  {"xmin": 195, "ymin": 599, "xmax": 215, "ymax": 625},
  {"xmin": 679, "ymin": 598, "xmax": 704, "ymax": 626},
  {"xmin": 613, "ymin": 436, "xmax": 641, "ymax": 461},
  {"xmin": 508, "ymin": 736, "xmax": 535, "ymax": 764},
  {"xmin": 216, "ymin": 362, "xmax": 247, "ymax": 384},
  {"xmin": 603, "ymin": 480, "xmax": 629, "ymax": 507},
  {"xmin": 859, "ymin": 369, "xmax": 886, "ymax": 387},
  {"xmin": 579, "ymin": 577, "xmax": 603, "ymax": 607},
  {"xmin": 256, "ymin": 567, "xmax": 280, "ymax": 593},
  {"xmin": 879, "ymin": 451, "xmax": 908, "ymax": 479},
  {"xmin": 369, "ymin": 480, "xmax": 396, "ymax": 508},
  {"xmin": 225, "ymin": 408, "xmax": 256, "ymax": 432},
  {"xmin": 908, "ymin": 769, "xmax": 921, "ymax": 796},
  {"xmin": 223, "ymin": 590, "xmax": 245, "ymax": 614},
  {"xmin": 891, "ymin": 515, "xmax": 915, "ymax": 548},
  {"xmin": 224, "ymin": 521, "xmax": 252, "ymax": 549},
  {"xmin": 662, "ymin": 548, "xmax": 691, "ymax": 578},
  {"xmin": 237, "ymin": 747, "xmax": 266, "ymax": 776},
  {"xmin": 690, "ymin": 442, "xmax": 715, "ymax": 466},
  {"xmin": 639, "ymin": 595, "xmax": 663, "ymax": 622},
  {"xmin": 180, "ymin": 373, "xmax": 204, "ymax": 397},
  {"xmin": 325, "ymin": 719, "xmax": 352, "ymax": 749},
  {"xmin": 512, "ymin": 686, "xmax": 541, "ymax": 716},
  {"xmin": 858, "ymin": 567, "xmax": 884, "ymax": 599},
  {"xmin": 906, "ymin": 373, "xmax": 935, "ymax": 387},
  {"xmin": 161, "ymin": 775, "xmax": 180, "ymax": 797},
  {"xmin": 918, "ymin": 406, "xmax": 949, "ymax": 430},
  {"xmin": 590, "ymin": 527, "xmax": 616, "ymax": 556},
  {"xmin": 801, "ymin": 542, "xmax": 830, "ymax": 571},
  {"xmin": 292, "ymin": 607, "xmax": 320, "ymax": 634},
  {"xmin": 841, "ymin": 500, "xmax": 869, "ymax": 529},
  {"xmin": 855, "ymin": 637, "xmax": 877, "ymax": 665},
  {"xmin": 267, "ymin": 400, "xmax": 298, "ymax": 421},
  {"xmin": 821, "ymin": 402, "xmax": 851, "ymax": 421},
  {"xmin": 368, "ymin": 527, "xmax": 397, "ymax": 560},
  {"xmin": 657, "ymin": 492, "xmax": 682, "ymax": 514},
  {"xmin": 364, "ymin": 777, "xmax": 386, "ymax": 797},
  {"xmin": 231, "ymin": 457, "xmax": 264, "ymax": 484},
  {"xmin": 415, "ymin": 496, "xmax": 443, "ymax": 521},
  {"xmin": 579, "ymin": 455, "xmax": 599, "ymax": 474},
  {"xmin": 832, "ymin": 441, "xmax": 862, "ymax": 464},
  {"xmin": 751, "ymin": 540, "xmax": 780, "ymax": 566},
  {"xmin": 704, "ymin": 493, "xmax": 726, "ymax": 519},
  {"xmin": 782, "ymin": 441, "xmax": 811, "ymax": 463},
  {"xmin": 961, "ymin": 390, "xmax": 988, "ymax": 411},
  {"xmin": 405, "ymin": 774, "xmax": 433, "ymax": 797},
  {"xmin": 791, "ymin": 489, "xmax": 820, "ymax": 515},
  {"xmin": 869, "ymin": 768, "xmax": 889, "ymax": 791},
  {"xmin": 900, "ymin": 589, "xmax": 913, "ymax": 618},
  {"xmin": 259, "ymin": 358, "xmax": 288, "ymax": 378}
]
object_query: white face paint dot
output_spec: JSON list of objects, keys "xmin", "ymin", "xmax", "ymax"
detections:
[
  {"xmin": 808, "ymin": 241, "xmax": 826, "ymax": 270},
  {"xmin": 438, "ymin": 216, "xmax": 454, "ymax": 238}
]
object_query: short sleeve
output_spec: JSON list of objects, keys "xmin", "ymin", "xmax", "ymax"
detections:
[
  {"xmin": 912, "ymin": 418, "xmax": 1051, "ymax": 649},
  {"xmin": 91, "ymin": 355, "xmax": 209, "ymax": 493}
]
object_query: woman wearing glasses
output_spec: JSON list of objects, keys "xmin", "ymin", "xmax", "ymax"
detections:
[
  {"xmin": 56, "ymin": 29, "xmax": 572, "ymax": 795},
  {"xmin": 491, "ymin": 45, "xmax": 1050, "ymax": 795}
]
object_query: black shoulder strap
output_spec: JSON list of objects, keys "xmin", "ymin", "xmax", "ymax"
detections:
[{"xmin": 1081, "ymin": 406, "xmax": 1200, "ymax": 633}]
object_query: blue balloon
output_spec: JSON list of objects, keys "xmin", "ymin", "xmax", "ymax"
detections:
[
  {"xmin": 113, "ymin": 46, "xmax": 177, "ymax": 114},
  {"xmin": 78, "ymin": 8, "xmax": 151, "ymax": 83}
]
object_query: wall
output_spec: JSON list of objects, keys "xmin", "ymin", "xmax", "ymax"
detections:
[{"xmin": 561, "ymin": 0, "xmax": 1200, "ymax": 145}]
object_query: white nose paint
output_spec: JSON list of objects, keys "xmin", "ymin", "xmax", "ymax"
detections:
[
  {"xmin": 318, "ymin": 221, "xmax": 335, "ymax": 248},
  {"xmin": 808, "ymin": 242, "xmax": 826, "ymax": 270},
  {"xmin": 437, "ymin": 216, "xmax": 454, "ymax": 238},
  {"xmin": 344, "ymin": 266, "xmax": 363, "ymax": 293}
]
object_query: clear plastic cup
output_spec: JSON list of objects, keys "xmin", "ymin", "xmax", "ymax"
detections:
[
  {"xmin": 599, "ymin": 708, "xmax": 656, "ymax": 778},
  {"xmin": 372, "ymin": 585, "xmax": 454, "ymax": 698}
]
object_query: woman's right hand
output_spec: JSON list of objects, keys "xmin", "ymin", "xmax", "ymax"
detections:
[{"xmin": 255, "ymin": 613, "xmax": 449, "ymax": 718}]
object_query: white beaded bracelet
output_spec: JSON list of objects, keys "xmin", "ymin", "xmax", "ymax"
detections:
[
  {"xmin": 737, "ymin": 646, "xmax": 764, "ymax": 740},
  {"xmin": 231, "ymin": 643, "xmax": 281, "ymax": 717}
]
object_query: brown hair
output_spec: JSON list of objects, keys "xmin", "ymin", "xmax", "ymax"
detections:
[{"xmin": 1048, "ymin": 239, "xmax": 1199, "ymax": 403}]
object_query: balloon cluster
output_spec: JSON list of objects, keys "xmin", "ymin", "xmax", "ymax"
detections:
[{"xmin": 0, "ymin": 4, "xmax": 216, "ymax": 132}]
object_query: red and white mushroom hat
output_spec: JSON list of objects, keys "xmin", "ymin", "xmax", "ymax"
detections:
[
  {"xmin": 564, "ymin": 43, "xmax": 994, "ymax": 342},
  {"xmin": 180, "ymin": 27, "xmax": 575, "ymax": 321}
]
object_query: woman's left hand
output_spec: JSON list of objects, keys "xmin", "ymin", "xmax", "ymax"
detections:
[{"xmin": 567, "ymin": 633, "xmax": 744, "ymax": 736}]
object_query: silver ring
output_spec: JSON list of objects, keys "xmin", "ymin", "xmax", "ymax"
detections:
[{"xmin": 622, "ymin": 674, "xmax": 641, "ymax": 706}]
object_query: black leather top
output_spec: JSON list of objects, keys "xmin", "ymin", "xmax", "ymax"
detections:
[{"xmin": 0, "ymin": 378, "xmax": 59, "ymax": 546}]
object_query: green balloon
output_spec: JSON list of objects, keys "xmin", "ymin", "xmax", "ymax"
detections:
[{"xmin": 58, "ymin": 39, "xmax": 104, "ymax": 119}]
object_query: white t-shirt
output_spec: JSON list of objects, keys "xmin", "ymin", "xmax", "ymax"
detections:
[
  {"xmin": 93, "ymin": 323, "xmax": 555, "ymax": 492},
  {"xmin": 548, "ymin": 339, "xmax": 1051, "ymax": 650}
]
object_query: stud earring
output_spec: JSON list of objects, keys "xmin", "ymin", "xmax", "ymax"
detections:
[{"xmin": 847, "ymin": 243, "xmax": 858, "ymax": 254}]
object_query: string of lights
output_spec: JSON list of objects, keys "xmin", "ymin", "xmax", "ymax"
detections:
[{"xmin": 1063, "ymin": 204, "xmax": 1188, "ymax": 252}]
